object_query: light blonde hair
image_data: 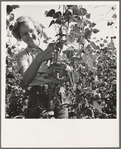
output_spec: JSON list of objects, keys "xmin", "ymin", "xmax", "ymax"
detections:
[{"xmin": 12, "ymin": 16, "xmax": 44, "ymax": 40}]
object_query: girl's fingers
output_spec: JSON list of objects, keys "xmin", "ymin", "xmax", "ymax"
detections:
[
  {"xmin": 48, "ymin": 43, "xmax": 55, "ymax": 47},
  {"xmin": 46, "ymin": 44, "xmax": 56, "ymax": 53},
  {"xmin": 43, "ymin": 53, "xmax": 53, "ymax": 61}
]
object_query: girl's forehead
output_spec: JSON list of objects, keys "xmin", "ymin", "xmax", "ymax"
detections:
[
  {"xmin": 19, "ymin": 21, "xmax": 35, "ymax": 30},
  {"xmin": 22, "ymin": 20, "xmax": 34, "ymax": 26},
  {"xmin": 19, "ymin": 21, "xmax": 35, "ymax": 32}
]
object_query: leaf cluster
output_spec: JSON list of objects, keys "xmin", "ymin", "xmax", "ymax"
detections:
[{"xmin": 6, "ymin": 5, "xmax": 117, "ymax": 119}]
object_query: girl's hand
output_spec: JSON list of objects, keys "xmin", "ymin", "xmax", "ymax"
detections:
[
  {"xmin": 38, "ymin": 43, "xmax": 56, "ymax": 62},
  {"xmin": 45, "ymin": 43, "xmax": 56, "ymax": 54}
]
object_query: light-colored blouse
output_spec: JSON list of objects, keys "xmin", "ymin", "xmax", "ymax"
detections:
[{"xmin": 15, "ymin": 39, "xmax": 52, "ymax": 86}]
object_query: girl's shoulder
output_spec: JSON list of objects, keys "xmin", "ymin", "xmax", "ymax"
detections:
[{"xmin": 15, "ymin": 47, "xmax": 29, "ymax": 59}]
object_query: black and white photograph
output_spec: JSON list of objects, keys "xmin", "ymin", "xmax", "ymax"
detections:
[{"xmin": 1, "ymin": 1, "xmax": 119, "ymax": 148}]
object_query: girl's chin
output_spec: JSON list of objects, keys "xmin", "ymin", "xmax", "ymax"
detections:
[{"xmin": 28, "ymin": 40, "xmax": 39, "ymax": 47}]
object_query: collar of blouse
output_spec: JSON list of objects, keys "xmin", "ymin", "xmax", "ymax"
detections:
[{"xmin": 26, "ymin": 37, "xmax": 48, "ymax": 55}]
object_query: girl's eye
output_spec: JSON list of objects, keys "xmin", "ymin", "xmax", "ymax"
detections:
[
  {"xmin": 22, "ymin": 32, "xmax": 27, "ymax": 36},
  {"xmin": 30, "ymin": 29, "xmax": 35, "ymax": 33}
]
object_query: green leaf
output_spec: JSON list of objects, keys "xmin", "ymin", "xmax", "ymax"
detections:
[
  {"xmin": 66, "ymin": 35, "xmax": 75, "ymax": 44},
  {"xmin": 76, "ymin": 19, "xmax": 82, "ymax": 25},
  {"xmin": 107, "ymin": 22, "xmax": 110, "ymax": 26},
  {"xmin": 77, "ymin": 37, "xmax": 85, "ymax": 46},
  {"xmin": 91, "ymin": 22, "xmax": 96, "ymax": 27},
  {"xmin": 111, "ymin": 6, "xmax": 116, "ymax": 11},
  {"xmin": 86, "ymin": 13, "xmax": 91, "ymax": 19},
  {"xmin": 46, "ymin": 9, "xmax": 55, "ymax": 17},
  {"xmin": 9, "ymin": 13, "xmax": 14, "ymax": 22},
  {"xmin": 45, "ymin": 11, "xmax": 48, "ymax": 16},
  {"xmin": 67, "ymin": 50, "xmax": 74, "ymax": 59},
  {"xmin": 67, "ymin": 5, "xmax": 73, "ymax": 8},
  {"xmin": 112, "ymin": 14, "xmax": 117, "ymax": 18},
  {"xmin": 73, "ymin": 8, "xmax": 79, "ymax": 15},
  {"xmin": 112, "ymin": 80, "xmax": 116, "ymax": 84},
  {"xmin": 69, "ymin": 6, "xmax": 79, "ymax": 16},
  {"xmin": 90, "ymin": 41, "xmax": 98, "ymax": 49},
  {"xmin": 55, "ymin": 33, "xmax": 61, "ymax": 37},
  {"xmin": 93, "ymin": 101, "xmax": 102, "ymax": 113},
  {"xmin": 87, "ymin": 56, "xmax": 93, "ymax": 68},
  {"xmin": 89, "ymin": 22, "xmax": 96, "ymax": 28},
  {"xmin": 86, "ymin": 108, "xmax": 94, "ymax": 117},
  {"xmin": 100, "ymin": 43, "xmax": 104, "ymax": 47},
  {"xmin": 43, "ymin": 40, "xmax": 48, "ymax": 43},
  {"xmin": 73, "ymin": 70, "xmax": 79, "ymax": 83},
  {"xmin": 55, "ymin": 19, "xmax": 61, "ymax": 25},
  {"xmin": 6, "ymin": 19, "xmax": 10, "ymax": 26},
  {"xmin": 103, "ymin": 39, "xmax": 108, "ymax": 43},
  {"xmin": 53, "ymin": 11, "xmax": 62, "ymax": 18},
  {"xmin": 12, "ymin": 5, "xmax": 19, "ymax": 9},
  {"xmin": 93, "ymin": 29, "xmax": 100, "ymax": 33},
  {"xmin": 7, "ymin": 73, "xmax": 14, "ymax": 79},
  {"xmin": 8, "ymin": 47, "xmax": 12, "ymax": 54},
  {"xmin": 69, "ymin": 5, "xmax": 78, "ymax": 10},
  {"xmin": 49, "ymin": 20, "xmax": 55, "ymax": 27},
  {"xmin": 63, "ymin": 10, "xmax": 72, "ymax": 20},
  {"xmin": 7, "ymin": 5, "xmax": 13, "ymax": 14},
  {"xmin": 39, "ymin": 23, "xmax": 45, "ymax": 29},
  {"xmin": 84, "ymin": 28, "xmax": 92, "ymax": 40},
  {"xmin": 107, "ymin": 22, "xmax": 114, "ymax": 26},
  {"xmin": 56, "ymin": 42, "xmax": 63, "ymax": 50},
  {"xmin": 79, "ymin": 8, "xmax": 87, "ymax": 16},
  {"xmin": 70, "ymin": 29, "xmax": 82, "ymax": 37}
]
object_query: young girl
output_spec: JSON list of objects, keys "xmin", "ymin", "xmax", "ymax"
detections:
[{"xmin": 12, "ymin": 16, "xmax": 69, "ymax": 118}]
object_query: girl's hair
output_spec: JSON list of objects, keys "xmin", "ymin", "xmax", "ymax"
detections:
[{"xmin": 12, "ymin": 16, "xmax": 44, "ymax": 40}]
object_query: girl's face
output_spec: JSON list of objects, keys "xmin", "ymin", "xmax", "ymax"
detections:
[{"xmin": 19, "ymin": 21, "xmax": 39, "ymax": 48}]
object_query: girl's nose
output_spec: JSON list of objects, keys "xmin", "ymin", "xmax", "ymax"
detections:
[{"xmin": 27, "ymin": 32, "xmax": 33, "ymax": 38}]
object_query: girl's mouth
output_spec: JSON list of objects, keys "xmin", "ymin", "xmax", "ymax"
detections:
[{"xmin": 27, "ymin": 37, "xmax": 36, "ymax": 43}]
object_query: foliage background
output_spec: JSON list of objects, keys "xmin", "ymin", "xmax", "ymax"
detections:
[
  {"xmin": 5, "ymin": 4, "xmax": 118, "ymax": 119},
  {"xmin": 2, "ymin": 2, "xmax": 119, "ymax": 148}
]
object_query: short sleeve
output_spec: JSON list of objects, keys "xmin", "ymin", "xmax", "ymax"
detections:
[{"xmin": 15, "ymin": 50, "xmax": 29, "ymax": 72}]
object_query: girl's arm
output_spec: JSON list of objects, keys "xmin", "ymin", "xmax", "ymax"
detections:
[{"xmin": 20, "ymin": 44, "xmax": 55, "ymax": 86}]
